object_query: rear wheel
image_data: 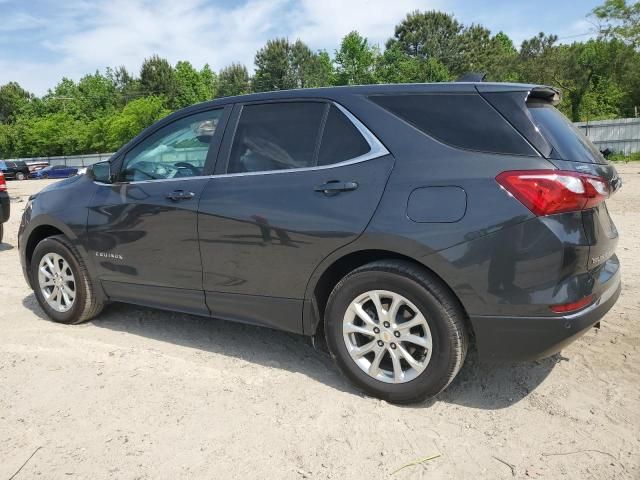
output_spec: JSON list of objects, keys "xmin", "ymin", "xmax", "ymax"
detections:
[
  {"xmin": 42, "ymin": 173, "xmax": 49, "ymax": 179},
  {"xmin": 31, "ymin": 235, "xmax": 104, "ymax": 324},
  {"xmin": 325, "ymin": 260, "xmax": 468, "ymax": 403}
]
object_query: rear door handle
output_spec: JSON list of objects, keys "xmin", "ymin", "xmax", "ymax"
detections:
[
  {"xmin": 166, "ymin": 190, "xmax": 195, "ymax": 201},
  {"xmin": 314, "ymin": 181, "xmax": 359, "ymax": 195}
]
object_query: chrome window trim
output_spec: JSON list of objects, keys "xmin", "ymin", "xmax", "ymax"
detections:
[{"xmin": 105, "ymin": 101, "xmax": 389, "ymax": 185}]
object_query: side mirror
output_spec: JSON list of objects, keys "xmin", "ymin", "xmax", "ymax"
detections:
[{"xmin": 87, "ymin": 161, "xmax": 112, "ymax": 183}]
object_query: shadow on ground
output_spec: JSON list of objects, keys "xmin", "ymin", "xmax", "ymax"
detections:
[{"xmin": 22, "ymin": 294, "xmax": 557, "ymax": 409}]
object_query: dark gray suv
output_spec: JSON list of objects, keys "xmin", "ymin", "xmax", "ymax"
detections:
[{"xmin": 18, "ymin": 82, "xmax": 621, "ymax": 403}]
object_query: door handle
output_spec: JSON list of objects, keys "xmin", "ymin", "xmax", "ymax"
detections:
[
  {"xmin": 166, "ymin": 190, "xmax": 195, "ymax": 201},
  {"xmin": 314, "ymin": 181, "xmax": 359, "ymax": 195}
]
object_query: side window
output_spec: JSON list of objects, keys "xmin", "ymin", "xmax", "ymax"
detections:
[
  {"xmin": 121, "ymin": 109, "xmax": 223, "ymax": 182},
  {"xmin": 227, "ymin": 102, "xmax": 325, "ymax": 174},
  {"xmin": 318, "ymin": 105, "xmax": 370, "ymax": 166},
  {"xmin": 370, "ymin": 93, "xmax": 535, "ymax": 156}
]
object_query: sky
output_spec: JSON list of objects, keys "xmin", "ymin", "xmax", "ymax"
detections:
[{"xmin": 0, "ymin": 0, "xmax": 604, "ymax": 95}]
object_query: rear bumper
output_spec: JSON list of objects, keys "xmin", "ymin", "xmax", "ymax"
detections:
[
  {"xmin": 470, "ymin": 258, "xmax": 621, "ymax": 361},
  {"xmin": 0, "ymin": 191, "xmax": 9, "ymax": 223}
]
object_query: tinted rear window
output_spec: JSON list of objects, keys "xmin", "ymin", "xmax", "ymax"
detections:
[
  {"xmin": 370, "ymin": 93, "xmax": 536, "ymax": 156},
  {"xmin": 228, "ymin": 102, "xmax": 325, "ymax": 173},
  {"xmin": 528, "ymin": 104, "xmax": 606, "ymax": 164},
  {"xmin": 318, "ymin": 105, "xmax": 370, "ymax": 166}
]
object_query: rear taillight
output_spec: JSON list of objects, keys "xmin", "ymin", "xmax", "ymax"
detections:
[
  {"xmin": 550, "ymin": 295, "xmax": 593, "ymax": 314},
  {"xmin": 0, "ymin": 172, "xmax": 6, "ymax": 192},
  {"xmin": 496, "ymin": 169, "xmax": 610, "ymax": 216}
]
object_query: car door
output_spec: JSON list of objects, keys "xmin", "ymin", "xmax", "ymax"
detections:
[
  {"xmin": 198, "ymin": 100, "xmax": 394, "ymax": 332},
  {"xmin": 86, "ymin": 106, "xmax": 229, "ymax": 316}
]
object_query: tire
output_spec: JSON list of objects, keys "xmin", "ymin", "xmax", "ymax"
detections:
[
  {"xmin": 42, "ymin": 174, "xmax": 49, "ymax": 179},
  {"xmin": 0, "ymin": 223, "xmax": 3, "ymax": 243},
  {"xmin": 31, "ymin": 235, "xmax": 104, "ymax": 324},
  {"xmin": 16, "ymin": 172, "xmax": 26, "ymax": 181},
  {"xmin": 325, "ymin": 260, "xmax": 468, "ymax": 404}
]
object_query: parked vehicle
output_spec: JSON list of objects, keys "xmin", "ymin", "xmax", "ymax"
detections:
[
  {"xmin": 26, "ymin": 161, "xmax": 50, "ymax": 174},
  {"xmin": 0, "ymin": 172, "xmax": 9, "ymax": 242},
  {"xmin": 31, "ymin": 165, "xmax": 78, "ymax": 179},
  {"xmin": 18, "ymin": 82, "xmax": 622, "ymax": 403},
  {"xmin": 0, "ymin": 160, "xmax": 30, "ymax": 180}
]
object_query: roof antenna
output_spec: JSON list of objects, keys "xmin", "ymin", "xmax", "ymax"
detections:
[{"xmin": 456, "ymin": 72, "xmax": 487, "ymax": 82}]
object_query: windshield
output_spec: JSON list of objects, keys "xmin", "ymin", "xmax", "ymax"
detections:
[{"xmin": 528, "ymin": 103, "xmax": 606, "ymax": 164}]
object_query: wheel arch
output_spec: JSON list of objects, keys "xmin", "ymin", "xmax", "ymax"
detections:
[
  {"xmin": 303, "ymin": 248, "xmax": 472, "ymax": 338},
  {"xmin": 22, "ymin": 216, "xmax": 84, "ymax": 286}
]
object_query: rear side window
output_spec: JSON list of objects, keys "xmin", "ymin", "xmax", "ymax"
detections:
[
  {"xmin": 228, "ymin": 102, "xmax": 325, "ymax": 173},
  {"xmin": 528, "ymin": 104, "xmax": 605, "ymax": 164},
  {"xmin": 370, "ymin": 93, "xmax": 536, "ymax": 156},
  {"xmin": 318, "ymin": 105, "xmax": 370, "ymax": 166}
]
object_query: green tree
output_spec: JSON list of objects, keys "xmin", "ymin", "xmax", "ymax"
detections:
[
  {"xmin": 290, "ymin": 42, "xmax": 335, "ymax": 87},
  {"xmin": 76, "ymin": 72, "xmax": 119, "ymax": 119},
  {"xmin": 253, "ymin": 38, "xmax": 297, "ymax": 91},
  {"xmin": 592, "ymin": 0, "xmax": 640, "ymax": 47},
  {"xmin": 172, "ymin": 61, "xmax": 217, "ymax": 109},
  {"xmin": 105, "ymin": 96, "xmax": 170, "ymax": 150},
  {"xmin": 217, "ymin": 64, "xmax": 251, "ymax": 97},
  {"xmin": 391, "ymin": 11, "xmax": 464, "ymax": 74},
  {"xmin": 376, "ymin": 41, "xmax": 450, "ymax": 83},
  {"xmin": 12, "ymin": 112, "xmax": 88, "ymax": 156},
  {"xmin": 140, "ymin": 55, "xmax": 177, "ymax": 103},
  {"xmin": 0, "ymin": 82, "xmax": 32, "ymax": 124},
  {"xmin": 334, "ymin": 31, "xmax": 378, "ymax": 85},
  {"xmin": 106, "ymin": 66, "xmax": 141, "ymax": 104}
]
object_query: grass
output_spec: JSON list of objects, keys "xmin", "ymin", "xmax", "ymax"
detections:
[{"xmin": 609, "ymin": 152, "xmax": 640, "ymax": 162}]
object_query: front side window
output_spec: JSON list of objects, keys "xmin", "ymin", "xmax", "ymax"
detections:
[
  {"xmin": 227, "ymin": 102, "xmax": 325, "ymax": 174},
  {"xmin": 121, "ymin": 109, "xmax": 223, "ymax": 182}
]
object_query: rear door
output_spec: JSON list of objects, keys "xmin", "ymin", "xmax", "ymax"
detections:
[
  {"xmin": 87, "ymin": 106, "xmax": 229, "ymax": 315},
  {"xmin": 197, "ymin": 100, "xmax": 394, "ymax": 332}
]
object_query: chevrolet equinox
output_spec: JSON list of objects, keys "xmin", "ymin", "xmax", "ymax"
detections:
[{"xmin": 19, "ymin": 82, "xmax": 622, "ymax": 403}]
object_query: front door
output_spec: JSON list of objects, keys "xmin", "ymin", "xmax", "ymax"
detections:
[
  {"xmin": 87, "ymin": 107, "xmax": 227, "ymax": 315},
  {"xmin": 198, "ymin": 101, "xmax": 394, "ymax": 331}
]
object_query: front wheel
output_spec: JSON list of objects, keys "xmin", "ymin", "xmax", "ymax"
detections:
[
  {"xmin": 16, "ymin": 172, "xmax": 26, "ymax": 180},
  {"xmin": 325, "ymin": 260, "xmax": 468, "ymax": 404},
  {"xmin": 31, "ymin": 235, "xmax": 104, "ymax": 324}
]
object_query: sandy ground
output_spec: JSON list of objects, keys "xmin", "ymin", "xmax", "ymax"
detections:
[{"xmin": 0, "ymin": 167, "xmax": 638, "ymax": 480}]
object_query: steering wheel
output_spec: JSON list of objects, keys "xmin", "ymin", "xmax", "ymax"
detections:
[{"xmin": 175, "ymin": 162, "xmax": 200, "ymax": 176}]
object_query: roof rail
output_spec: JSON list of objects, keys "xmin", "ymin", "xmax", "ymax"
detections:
[{"xmin": 456, "ymin": 72, "xmax": 487, "ymax": 82}]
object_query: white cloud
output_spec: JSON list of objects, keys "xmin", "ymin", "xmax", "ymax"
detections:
[
  {"xmin": 0, "ymin": 0, "xmax": 439, "ymax": 94},
  {"xmin": 288, "ymin": 0, "xmax": 439, "ymax": 49},
  {"xmin": 0, "ymin": 0, "xmax": 597, "ymax": 95}
]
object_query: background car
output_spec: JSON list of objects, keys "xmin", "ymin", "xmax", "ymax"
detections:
[
  {"xmin": 0, "ymin": 172, "xmax": 9, "ymax": 242},
  {"xmin": 0, "ymin": 160, "xmax": 30, "ymax": 180},
  {"xmin": 31, "ymin": 165, "xmax": 78, "ymax": 179}
]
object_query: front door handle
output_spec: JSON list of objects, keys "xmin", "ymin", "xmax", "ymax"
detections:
[
  {"xmin": 314, "ymin": 181, "xmax": 359, "ymax": 195},
  {"xmin": 166, "ymin": 190, "xmax": 195, "ymax": 201}
]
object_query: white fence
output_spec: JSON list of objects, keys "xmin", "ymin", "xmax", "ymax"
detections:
[{"xmin": 575, "ymin": 118, "xmax": 640, "ymax": 156}]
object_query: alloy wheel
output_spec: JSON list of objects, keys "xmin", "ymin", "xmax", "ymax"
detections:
[
  {"xmin": 342, "ymin": 290, "xmax": 433, "ymax": 384},
  {"xmin": 38, "ymin": 253, "xmax": 76, "ymax": 313}
]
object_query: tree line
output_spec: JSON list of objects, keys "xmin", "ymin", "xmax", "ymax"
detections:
[{"xmin": 0, "ymin": 0, "xmax": 638, "ymax": 159}]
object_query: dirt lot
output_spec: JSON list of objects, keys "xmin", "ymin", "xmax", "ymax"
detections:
[{"xmin": 1, "ymin": 167, "xmax": 638, "ymax": 480}]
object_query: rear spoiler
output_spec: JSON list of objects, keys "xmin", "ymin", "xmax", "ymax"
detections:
[
  {"xmin": 528, "ymin": 86, "xmax": 562, "ymax": 106},
  {"xmin": 456, "ymin": 72, "xmax": 487, "ymax": 82}
]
